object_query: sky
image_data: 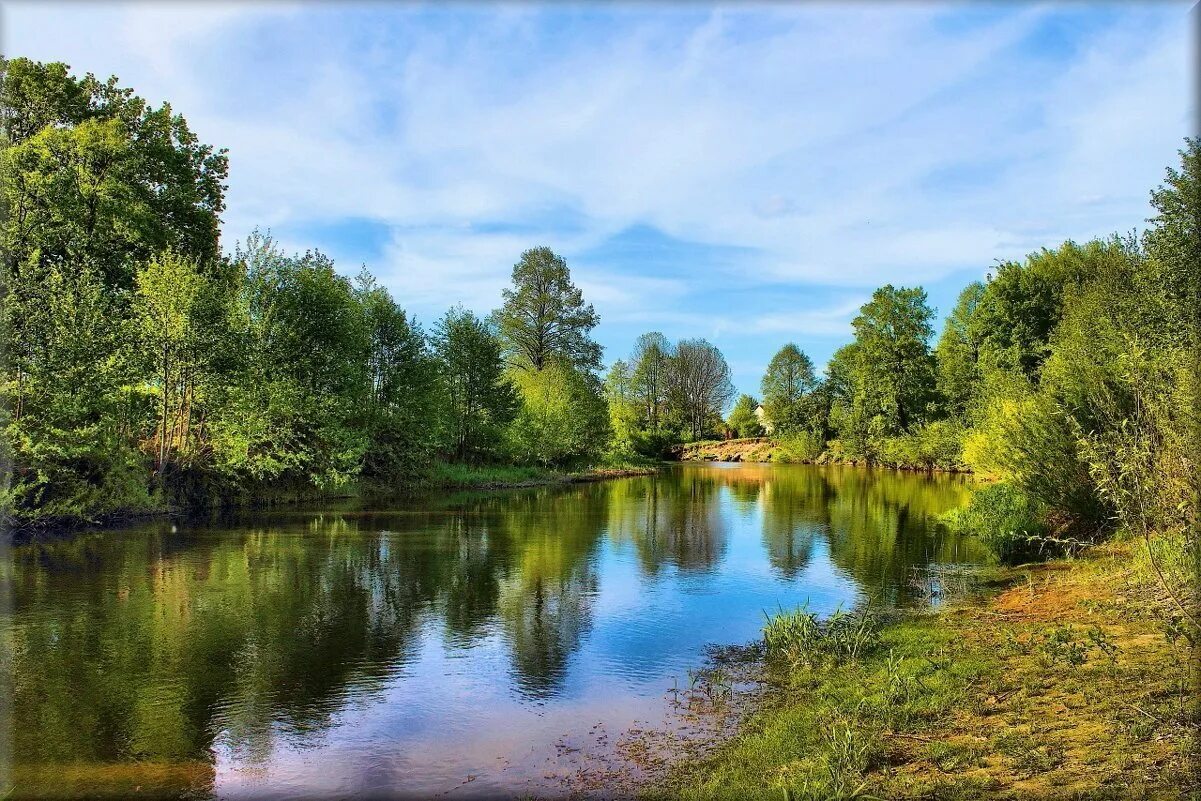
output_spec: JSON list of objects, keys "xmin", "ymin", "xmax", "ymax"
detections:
[{"xmin": 5, "ymin": 2, "xmax": 1194, "ymax": 398}]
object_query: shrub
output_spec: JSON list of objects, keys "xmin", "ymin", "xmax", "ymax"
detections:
[
  {"xmin": 944, "ymin": 482, "xmax": 1053, "ymax": 563},
  {"xmin": 775, "ymin": 430, "xmax": 825, "ymax": 462},
  {"xmin": 880, "ymin": 420, "xmax": 965, "ymax": 470}
]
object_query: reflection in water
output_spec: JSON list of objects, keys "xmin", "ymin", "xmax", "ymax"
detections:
[{"xmin": 3, "ymin": 464, "xmax": 986, "ymax": 799}]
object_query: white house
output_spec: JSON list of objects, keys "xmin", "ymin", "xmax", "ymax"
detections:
[{"xmin": 754, "ymin": 404, "xmax": 774, "ymax": 434}]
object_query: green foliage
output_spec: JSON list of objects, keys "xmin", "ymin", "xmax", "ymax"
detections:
[
  {"xmin": 935, "ymin": 282, "xmax": 986, "ymax": 419},
  {"xmin": 727, "ymin": 394, "xmax": 764, "ymax": 438},
  {"xmin": 760, "ymin": 344, "xmax": 816, "ymax": 433},
  {"xmin": 774, "ymin": 430, "xmax": 825, "ymax": 462},
  {"xmin": 943, "ymin": 482, "xmax": 1050, "ymax": 563},
  {"xmin": 879, "ymin": 420, "xmax": 964, "ymax": 471},
  {"xmin": 506, "ymin": 359, "xmax": 609, "ymax": 467},
  {"xmin": 849, "ymin": 285, "xmax": 937, "ymax": 434},
  {"xmin": 433, "ymin": 306, "xmax": 519, "ymax": 463},
  {"xmin": 0, "ymin": 56, "xmax": 227, "ymax": 287},
  {"xmin": 2, "ymin": 260, "xmax": 151, "ymax": 520},
  {"xmin": 493, "ymin": 246, "xmax": 601, "ymax": 372}
]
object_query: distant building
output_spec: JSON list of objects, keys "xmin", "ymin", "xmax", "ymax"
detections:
[{"xmin": 754, "ymin": 404, "xmax": 774, "ymax": 434}]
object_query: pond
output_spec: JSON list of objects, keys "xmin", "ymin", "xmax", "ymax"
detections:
[{"xmin": 2, "ymin": 463, "xmax": 988, "ymax": 799}]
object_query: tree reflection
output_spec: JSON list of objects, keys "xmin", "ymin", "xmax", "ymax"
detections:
[{"xmin": 5, "ymin": 465, "xmax": 987, "ymax": 798}]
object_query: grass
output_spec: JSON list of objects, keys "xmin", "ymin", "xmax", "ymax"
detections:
[
  {"xmin": 762, "ymin": 605, "xmax": 881, "ymax": 668},
  {"xmin": 426, "ymin": 458, "xmax": 658, "ymax": 489},
  {"xmin": 650, "ymin": 539, "xmax": 1199, "ymax": 800}
]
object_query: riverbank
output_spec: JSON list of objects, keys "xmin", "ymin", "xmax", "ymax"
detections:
[
  {"xmin": 671, "ymin": 437, "xmax": 970, "ymax": 472},
  {"xmin": 5, "ymin": 462, "xmax": 661, "ymax": 540},
  {"xmin": 651, "ymin": 536, "xmax": 1199, "ymax": 800},
  {"xmin": 424, "ymin": 461, "xmax": 660, "ymax": 490}
]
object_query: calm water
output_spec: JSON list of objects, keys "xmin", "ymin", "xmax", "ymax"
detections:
[{"xmin": 2, "ymin": 463, "xmax": 987, "ymax": 799}]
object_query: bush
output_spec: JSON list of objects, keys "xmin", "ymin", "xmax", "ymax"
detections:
[
  {"xmin": 880, "ymin": 420, "xmax": 965, "ymax": 469},
  {"xmin": 944, "ymin": 482, "xmax": 1053, "ymax": 563},
  {"xmin": 774, "ymin": 430, "xmax": 825, "ymax": 462}
]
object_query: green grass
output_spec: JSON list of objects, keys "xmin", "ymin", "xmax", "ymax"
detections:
[
  {"xmin": 652, "ymin": 616, "xmax": 988, "ymax": 801},
  {"xmin": 426, "ymin": 459, "xmax": 658, "ymax": 489},
  {"xmin": 649, "ymin": 540, "xmax": 1199, "ymax": 801},
  {"xmin": 427, "ymin": 463, "xmax": 556, "ymax": 487}
]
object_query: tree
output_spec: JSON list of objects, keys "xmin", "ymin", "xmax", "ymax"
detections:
[
  {"xmin": 728, "ymin": 394, "xmax": 764, "ymax": 438},
  {"xmin": 1143, "ymin": 137, "xmax": 1200, "ymax": 347},
  {"xmin": 507, "ymin": 359, "xmax": 610, "ymax": 467},
  {"xmin": 433, "ymin": 306, "xmax": 518, "ymax": 462},
  {"xmin": 604, "ymin": 359, "xmax": 639, "ymax": 453},
  {"xmin": 1, "ymin": 259, "xmax": 148, "ymax": 518},
  {"xmin": 760, "ymin": 344, "xmax": 816, "ymax": 433},
  {"xmin": 630, "ymin": 332, "xmax": 672, "ymax": 432},
  {"xmin": 971, "ymin": 243, "xmax": 1095, "ymax": 379},
  {"xmin": 0, "ymin": 57, "xmax": 228, "ymax": 287},
  {"xmin": 494, "ymin": 247, "xmax": 601, "ymax": 373},
  {"xmin": 355, "ymin": 269, "xmax": 442, "ymax": 481},
  {"xmin": 935, "ymin": 281, "xmax": 986, "ymax": 419},
  {"xmin": 850, "ymin": 285, "xmax": 936, "ymax": 434},
  {"xmin": 134, "ymin": 251, "xmax": 206, "ymax": 475},
  {"xmin": 668, "ymin": 339, "xmax": 736, "ymax": 440}
]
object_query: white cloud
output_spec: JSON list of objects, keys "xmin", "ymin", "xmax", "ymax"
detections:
[{"xmin": 3, "ymin": 0, "xmax": 1191, "ymax": 330}]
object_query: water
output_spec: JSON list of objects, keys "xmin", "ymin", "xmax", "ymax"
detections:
[{"xmin": 2, "ymin": 463, "xmax": 987, "ymax": 799}]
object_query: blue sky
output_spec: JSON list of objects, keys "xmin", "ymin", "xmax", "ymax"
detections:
[{"xmin": 6, "ymin": 2, "xmax": 1193, "ymax": 399}]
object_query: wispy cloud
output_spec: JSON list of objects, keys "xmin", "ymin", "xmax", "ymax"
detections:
[{"xmin": 4, "ymin": 1, "xmax": 1191, "ymax": 392}]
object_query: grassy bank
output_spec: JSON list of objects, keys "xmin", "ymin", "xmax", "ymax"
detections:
[
  {"xmin": 7, "ymin": 461, "xmax": 661, "ymax": 539},
  {"xmin": 424, "ymin": 460, "xmax": 659, "ymax": 489},
  {"xmin": 652, "ymin": 537, "xmax": 1199, "ymax": 800}
]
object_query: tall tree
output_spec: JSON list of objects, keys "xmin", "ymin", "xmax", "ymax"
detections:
[
  {"xmin": 1143, "ymin": 137, "xmax": 1200, "ymax": 347},
  {"xmin": 433, "ymin": 306, "xmax": 518, "ymax": 462},
  {"xmin": 668, "ymin": 339, "xmax": 736, "ymax": 440},
  {"xmin": 935, "ymin": 281, "xmax": 986, "ymax": 419},
  {"xmin": 354, "ymin": 269, "xmax": 441, "ymax": 480},
  {"xmin": 630, "ymin": 332, "xmax": 672, "ymax": 432},
  {"xmin": 760, "ymin": 344, "xmax": 816, "ymax": 433},
  {"xmin": 494, "ymin": 247, "xmax": 601, "ymax": 373},
  {"xmin": 134, "ymin": 251, "xmax": 205, "ymax": 474},
  {"xmin": 851, "ymin": 285, "xmax": 936, "ymax": 433},
  {"xmin": 604, "ymin": 359, "xmax": 639, "ymax": 451}
]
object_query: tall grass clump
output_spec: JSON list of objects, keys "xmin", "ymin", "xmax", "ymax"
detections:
[{"xmin": 763, "ymin": 605, "xmax": 881, "ymax": 669}]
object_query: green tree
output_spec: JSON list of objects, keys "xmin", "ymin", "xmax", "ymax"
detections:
[
  {"xmin": 493, "ymin": 247, "xmax": 601, "ymax": 373},
  {"xmin": 935, "ymin": 281, "xmax": 986, "ymax": 419},
  {"xmin": 604, "ymin": 359, "xmax": 639, "ymax": 453},
  {"xmin": 727, "ymin": 394, "xmax": 764, "ymax": 438},
  {"xmin": 850, "ymin": 285, "xmax": 936, "ymax": 434},
  {"xmin": 2, "ymin": 259, "xmax": 148, "ymax": 519},
  {"xmin": 134, "ymin": 251, "xmax": 206, "ymax": 475},
  {"xmin": 354, "ymin": 269, "xmax": 442, "ymax": 482},
  {"xmin": 433, "ymin": 306, "xmax": 518, "ymax": 462},
  {"xmin": 1143, "ymin": 137, "xmax": 1200, "ymax": 346},
  {"xmin": 630, "ymin": 332, "xmax": 672, "ymax": 433},
  {"xmin": 760, "ymin": 344, "xmax": 816, "ymax": 433},
  {"xmin": 972, "ymin": 243, "xmax": 1096, "ymax": 379},
  {"xmin": 507, "ymin": 359, "xmax": 610, "ymax": 467},
  {"xmin": 0, "ymin": 57, "xmax": 228, "ymax": 287}
]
